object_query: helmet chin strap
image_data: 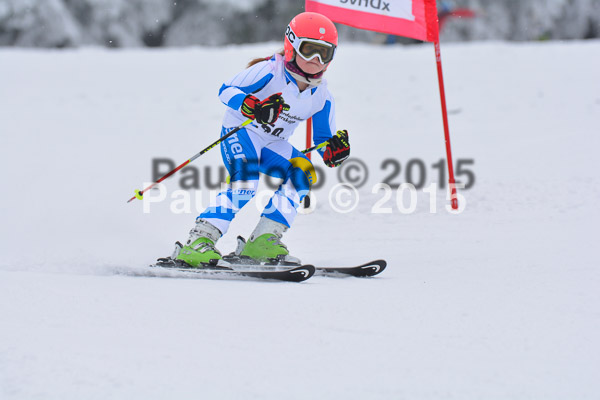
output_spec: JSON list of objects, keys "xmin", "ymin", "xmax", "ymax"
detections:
[{"xmin": 284, "ymin": 56, "xmax": 325, "ymax": 86}]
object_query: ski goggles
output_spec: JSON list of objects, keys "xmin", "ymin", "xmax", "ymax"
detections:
[{"xmin": 286, "ymin": 26, "xmax": 337, "ymax": 64}]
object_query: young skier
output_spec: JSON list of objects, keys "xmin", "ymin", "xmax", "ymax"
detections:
[{"xmin": 175, "ymin": 12, "xmax": 350, "ymax": 267}]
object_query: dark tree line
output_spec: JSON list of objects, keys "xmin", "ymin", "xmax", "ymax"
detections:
[{"xmin": 0, "ymin": 0, "xmax": 598, "ymax": 48}]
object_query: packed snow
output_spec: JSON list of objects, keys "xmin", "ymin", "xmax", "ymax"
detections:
[{"xmin": 1, "ymin": 40, "xmax": 599, "ymax": 399}]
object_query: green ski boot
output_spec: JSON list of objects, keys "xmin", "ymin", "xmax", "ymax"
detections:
[
  {"xmin": 240, "ymin": 217, "xmax": 301, "ymax": 264},
  {"xmin": 176, "ymin": 219, "xmax": 222, "ymax": 267}
]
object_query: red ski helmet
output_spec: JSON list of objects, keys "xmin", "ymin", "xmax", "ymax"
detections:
[{"xmin": 284, "ymin": 12, "xmax": 338, "ymax": 65}]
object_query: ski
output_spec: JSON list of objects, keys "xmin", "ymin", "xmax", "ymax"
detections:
[
  {"xmin": 314, "ymin": 259, "xmax": 387, "ymax": 277},
  {"xmin": 222, "ymin": 255, "xmax": 387, "ymax": 278},
  {"xmin": 150, "ymin": 258, "xmax": 315, "ymax": 283}
]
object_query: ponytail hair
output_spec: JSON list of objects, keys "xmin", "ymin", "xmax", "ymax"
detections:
[{"xmin": 247, "ymin": 49, "xmax": 285, "ymax": 68}]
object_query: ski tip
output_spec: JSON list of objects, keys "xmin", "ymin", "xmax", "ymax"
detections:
[
  {"xmin": 359, "ymin": 259, "xmax": 387, "ymax": 277},
  {"xmin": 287, "ymin": 265, "xmax": 316, "ymax": 282},
  {"xmin": 237, "ymin": 265, "xmax": 315, "ymax": 282},
  {"xmin": 315, "ymin": 259, "xmax": 387, "ymax": 278}
]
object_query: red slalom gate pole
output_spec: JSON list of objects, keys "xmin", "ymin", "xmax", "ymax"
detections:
[
  {"xmin": 434, "ymin": 40, "xmax": 459, "ymax": 210},
  {"xmin": 303, "ymin": 118, "xmax": 313, "ymax": 208},
  {"xmin": 305, "ymin": 117, "xmax": 313, "ymax": 161}
]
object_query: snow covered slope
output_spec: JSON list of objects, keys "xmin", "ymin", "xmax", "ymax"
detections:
[{"xmin": 1, "ymin": 40, "xmax": 599, "ymax": 399}]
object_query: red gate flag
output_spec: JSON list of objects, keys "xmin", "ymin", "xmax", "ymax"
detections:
[{"xmin": 305, "ymin": 0, "xmax": 440, "ymax": 42}]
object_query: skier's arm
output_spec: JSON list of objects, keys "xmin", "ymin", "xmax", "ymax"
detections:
[
  {"xmin": 311, "ymin": 92, "xmax": 337, "ymax": 158},
  {"xmin": 218, "ymin": 60, "xmax": 275, "ymax": 112}
]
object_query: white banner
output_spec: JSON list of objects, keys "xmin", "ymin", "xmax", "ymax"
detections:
[{"xmin": 313, "ymin": 0, "xmax": 415, "ymax": 21}]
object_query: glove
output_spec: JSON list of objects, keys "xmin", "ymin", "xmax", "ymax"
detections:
[
  {"xmin": 241, "ymin": 93, "xmax": 290, "ymax": 125},
  {"xmin": 323, "ymin": 130, "xmax": 350, "ymax": 168}
]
